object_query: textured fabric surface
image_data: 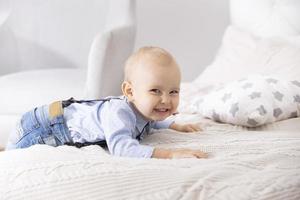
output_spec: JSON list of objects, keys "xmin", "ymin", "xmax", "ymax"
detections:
[{"xmin": 1, "ymin": 114, "xmax": 300, "ymax": 200}]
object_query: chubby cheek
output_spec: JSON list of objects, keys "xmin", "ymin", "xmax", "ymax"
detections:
[
  {"xmin": 145, "ymin": 98, "xmax": 159, "ymax": 112},
  {"xmin": 137, "ymin": 98, "xmax": 157, "ymax": 116},
  {"xmin": 171, "ymin": 97, "xmax": 179, "ymax": 112},
  {"xmin": 145, "ymin": 99, "xmax": 163, "ymax": 117}
]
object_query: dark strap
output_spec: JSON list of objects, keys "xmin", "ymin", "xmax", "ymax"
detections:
[
  {"xmin": 64, "ymin": 140, "xmax": 107, "ymax": 148},
  {"xmin": 136, "ymin": 122, "xmax": 150, "ymax": 141},
  {"xmin": 62, "ymin": 97, "xmax": 122, "ymax": 108},
  {"xmin": 62, "ymin": 97, "xmax": 106, "ymax": 108}
]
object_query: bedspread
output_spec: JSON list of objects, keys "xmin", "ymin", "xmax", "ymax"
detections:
[{"xmin": 0, "ymin": 115, "xmax": 300, "ymax": 200}]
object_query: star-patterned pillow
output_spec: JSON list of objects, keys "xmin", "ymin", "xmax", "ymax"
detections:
[{"xmin": 193, "ymin": 75, "xmax": 300, "ymax": 127}]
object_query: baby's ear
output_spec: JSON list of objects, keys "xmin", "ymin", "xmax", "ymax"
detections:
[{"xmin": 121, "ymin": 81, "xmax": 134, "ymax": 100}]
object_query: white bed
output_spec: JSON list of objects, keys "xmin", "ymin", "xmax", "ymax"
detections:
[
  {"xmin": 0, "ymin": 114, "xmax": 299, "ymax": 200},
  {"xmin": 1, "ymin": 0, "xmax": 300, "ymax": 199}
]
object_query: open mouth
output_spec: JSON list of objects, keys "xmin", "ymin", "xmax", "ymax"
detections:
[{"xmin": 154, "ymin": 108, "xmax": 170, "ymax": 113}]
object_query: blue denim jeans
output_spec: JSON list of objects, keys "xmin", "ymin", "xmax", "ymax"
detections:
[{"xmin": 6, "ymin": 104, "xmax": 72, "ymax": 150}]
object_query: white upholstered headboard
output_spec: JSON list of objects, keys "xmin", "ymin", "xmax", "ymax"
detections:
[{"xmin": 230, "ymin": 0, "xmax": 300, "ymax": 44}]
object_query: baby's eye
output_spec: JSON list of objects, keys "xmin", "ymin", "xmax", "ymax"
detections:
[
  {"xmin": 170, "ymin": 90, "xmax": 179, "ymax": 95},
  {"xmin": 149, "ymin": 89, "xmax": 161, "ymax": 94}
]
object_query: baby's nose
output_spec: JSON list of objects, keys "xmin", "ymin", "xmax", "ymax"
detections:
[{"xmin": 161, "ymin": 95, "xmax": 170, "ymax": 104}]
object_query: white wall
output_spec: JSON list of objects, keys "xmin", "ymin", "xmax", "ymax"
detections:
[{"xmin": 135, "ymin": 0, "xmax": 230, "ymax": 81}]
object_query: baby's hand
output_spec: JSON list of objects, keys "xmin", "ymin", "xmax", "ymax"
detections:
[
  {"xmin": 152, "ymin": 148, "xmax": 208, "ymax": 159},
  {"xmin": 170, "ymin": 123, "xmax": 202, "ymax": 133},
  {"xmin": 171, "ymin": 149, "xmax": 208, "ymax": 159}
]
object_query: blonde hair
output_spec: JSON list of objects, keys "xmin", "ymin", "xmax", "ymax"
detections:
[{"xmin": 124, "ymin": 46, "xmax": 177, "ymax": 81}]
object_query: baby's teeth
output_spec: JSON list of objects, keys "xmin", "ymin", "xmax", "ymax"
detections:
[{"xmin": 158, "ymin": 108, "xmax": 167, "ymax": 112}]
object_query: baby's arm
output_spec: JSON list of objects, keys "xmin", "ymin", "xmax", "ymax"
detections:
[
  {"xmin": 152, "ymin": 148, "xmax": 208, "ymax": 159},
  {"xmin": 151, "ymin": 121, "xmax": 206, "ymax": 159},
  {"xmin": 152, "ymin": 120, "xmax": 202, "ymax": 132},
  {"xmin": 169, "ymin": 122, "xmax": 202, "ymax": 132}
]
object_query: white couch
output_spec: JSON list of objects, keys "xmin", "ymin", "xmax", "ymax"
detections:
[{"xmin": 0, "ymin": 0, "xmax": 136, "ymax": 148}]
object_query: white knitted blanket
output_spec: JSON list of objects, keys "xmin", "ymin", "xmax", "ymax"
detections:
[{"xmin": 1, "ymin": 116, "xmax": 300, "ymax": 200}]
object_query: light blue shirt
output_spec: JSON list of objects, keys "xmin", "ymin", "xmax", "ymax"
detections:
[{"xmin": 63, "ymin": 96, "xmax": 174, "ymax": 158}]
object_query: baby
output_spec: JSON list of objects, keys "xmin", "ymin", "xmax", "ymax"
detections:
[{"xmin": 6, "ymin": 46, "xmax": 208, "ymax": 159}]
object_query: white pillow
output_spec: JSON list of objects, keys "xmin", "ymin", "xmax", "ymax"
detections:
[
  {"xmin": 194, "ymin": 26, "xmax": 300, "ymax": 89},
  {"xmin": 230, "ymin": 0, "xmax": 300, "ymax": 45},
  {"xmin": 192, "ymin": 75, "xmax": 300, "ymax": 127}
]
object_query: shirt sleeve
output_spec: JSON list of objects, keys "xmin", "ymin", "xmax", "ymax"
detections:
[
  {"xmin": 101, "ymin": 102, "xmax": 154, "ymax": 158},
  {"xmin": 151, "ymin": 117, "xmax": 175, "ymax": 129}
]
